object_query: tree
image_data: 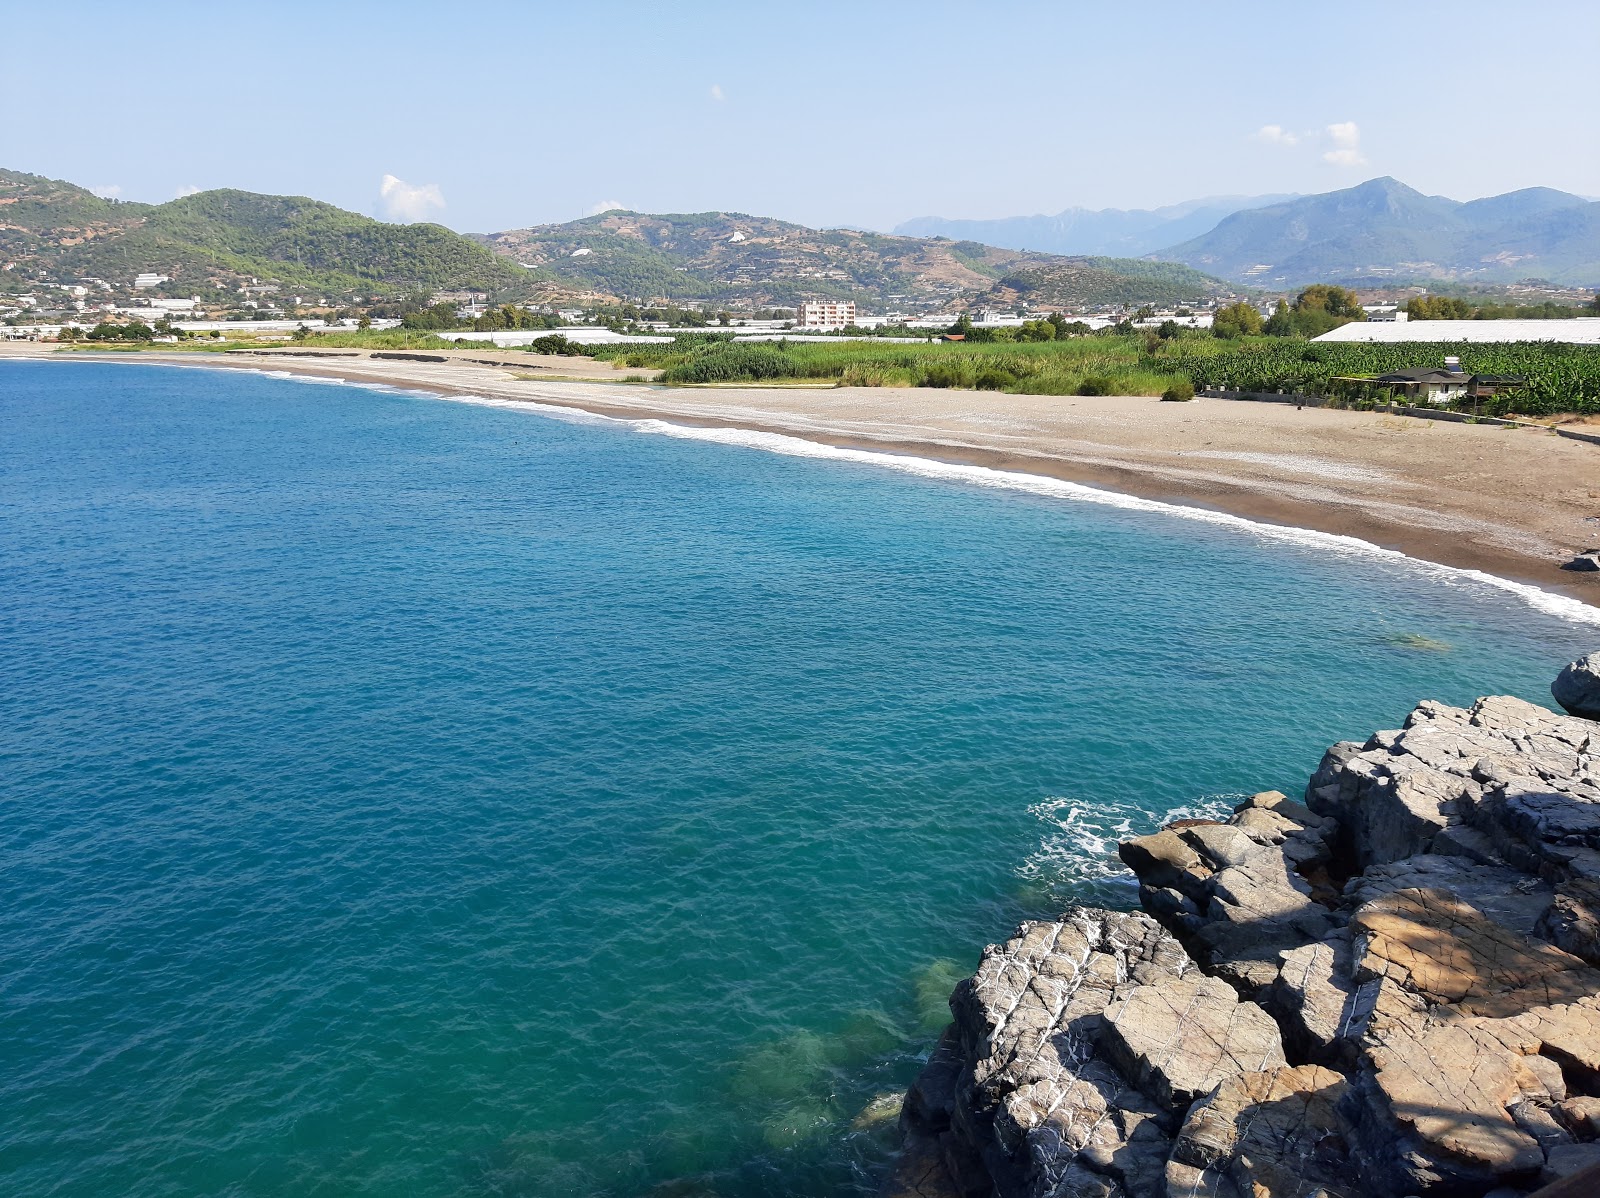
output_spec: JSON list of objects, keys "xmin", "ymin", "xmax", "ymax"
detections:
[
  {"xmin": 1212, "ymin": 301, "xmax": 1263, "ymax": 338},
  {"xmin": 1293, "ymin": 285, "xmax": 1364, "ymax": 320},
  {"xmin": 1264, "ymin": 300, "xmax": 1295, "ymax": 337},
  {"xmin": 357, "ymin": 315, "xmax": 372, "ymax": 330},
  {"xmin": 947, "ymin": 312, "xmax": 974, "ymax": 337},
  {"xmin": 1404, "ymin": 295, "xmax": 1472, "ymax": 320},
  {"xmin": 1134, "ymin": 305, "xmax": 1156, "ymax": 321}
]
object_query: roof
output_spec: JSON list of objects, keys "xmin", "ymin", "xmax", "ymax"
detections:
[
  {"xmin": 1374, "ymin": 367, "xmax": 1466, "ymax": 383},
  {"xmin": 1314, "ymin": 318, "xmax": 1600, "ymax": 345}
]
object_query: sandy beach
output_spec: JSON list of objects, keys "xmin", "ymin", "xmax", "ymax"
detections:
[{"xmin": 9, "ymin": 343, "xmax": 1599, "ymax": 608}]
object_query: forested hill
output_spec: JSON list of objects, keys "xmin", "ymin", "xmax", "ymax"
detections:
[
  {"xmin": 479, "ymin": 210, "xmax": 1238, "ymax": 309},
  {"xmin": 0, "ymin": 168, "xmax": 523, "ymax": 296}
]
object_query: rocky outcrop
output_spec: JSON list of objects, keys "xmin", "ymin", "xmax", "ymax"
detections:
[
  {"xmin": 896, "ymin": 656, "xmax": 1600, "ymax": 1198},
  {"xmin": 1553, "ymin": 651, "xmax": 1600, "ymax": 719}
]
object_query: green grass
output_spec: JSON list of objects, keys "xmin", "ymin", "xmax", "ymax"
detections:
[
  {"xmin": 598, "ymin": 333, "xmax": 1600, "ymax": 413},
  {"xmin": 607, "ymin": 336, "xmax": 1189, "ymax": 396}
]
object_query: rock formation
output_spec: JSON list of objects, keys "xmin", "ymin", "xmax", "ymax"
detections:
[{"xmin": 895, "ymin": 654, "xmax": 1600, "ymax": 1198}]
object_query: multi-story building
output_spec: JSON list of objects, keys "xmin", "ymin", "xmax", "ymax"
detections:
[{"xmin": 796, "ymin": 300, "xmax": 857, "ymax": 329}]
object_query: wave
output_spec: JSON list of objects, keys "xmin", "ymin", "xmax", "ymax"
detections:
[{"xmin": 118, "ymin": 361, "xmax": 1600, "ymax": 629}]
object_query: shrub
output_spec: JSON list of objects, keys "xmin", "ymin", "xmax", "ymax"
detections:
[
  {"xmin": 660, "ymin": 343, "xmax": 797, "ymax": 384},
  {"xmin": 1161, "ymin": 379, "xmax": 1196, "ymax": 402},
  {"xmin": 1077, "ymin": 375, "xmax": 1114, "ymax": 396},
  {"xmin": 918, "ymin": 360, "xmax": 977, "ymax": 389},
  {"xmin": 975, "ymin": 368, "xmax": 1019, "ymax": 391}
]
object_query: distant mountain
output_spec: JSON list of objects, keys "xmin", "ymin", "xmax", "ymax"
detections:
[
  {"xmin": 0, "ymin": 168, "xmax": 523, "ymax": 296},
  {"xmin": 893, "ymin": 195, "xmax": 1297, "ymax": 257},
  {"xmin": 1158, "ymin": 177, "xmax": 1600, "ymax": 287},
  {"xmin": 479, "ymin": 211, "xmax": 1237, "ymax": 309}
]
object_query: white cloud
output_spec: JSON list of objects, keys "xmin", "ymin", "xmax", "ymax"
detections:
[
  {"xmin": 377, "ymin": 174, "xmax": 446, "ymax": 223},
  {"xmin": 174, "ymin": 185, "xmax": 202, "ymax": 199},
  {"xmin": 90, "ymin": 184, "xmax": 121, "ymax": 199},
  {"xmin": 1254, "ymin": 124, "xmax": 1298, "ymax": 147},
  {"xmin": 709, "ymin": 83, "xmax": 724, "ymax": 102},
  {"xmin": 1322, "ymin": 121, "xmax": 1366, "ymax": 167},
  {"xmin": 586, "ymin": 199, "xmax": 626, "ymax": 216}
]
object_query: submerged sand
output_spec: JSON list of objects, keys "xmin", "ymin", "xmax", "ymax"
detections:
[{"xmin": 10, "ymin": 344, "xmax": 1600, "ymax": 608}]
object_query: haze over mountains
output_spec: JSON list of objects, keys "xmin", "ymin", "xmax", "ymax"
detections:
[
  {"xmin": 905, "ymin": 178, "xmax": 1600, "ymax": 288},
  {"xmin": 894, "ymin": 195, "xmax": 1298, "ymax": 258},
  {"xmin": 1160, "ymin": 177, "xmax": 1600, "ymax": 287}
]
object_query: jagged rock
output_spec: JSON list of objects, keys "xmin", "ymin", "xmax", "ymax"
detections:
[
  {"xmin": 1544, "ymin": 1142, "xmax": 1600, "ymax": 1183},
  {"xmin": 1101, "ymin": 974, "xmax": 1286, "ymax": 1109},
  {"xmin": 1347, "ymin": 853, "xmax": 1555, "ymax": 936},
  {"xmin": 1168, "ymin": 1064, "xmax": 1355, "ymax": 1198},
  {"xmin": 898, "ymin": 666, "xmax": 1600, "ymax": 1198},
  {"xmin": 1269, "ymin": 931, "xmax": 1374, "ymax": 1065},
  {"xmin": 1536, "ymin": 880, "xmax": 1600, "ymax": 967},
  {"xmin": 1118, "ymin": 830, "xmax": 1210, "ymax": 896},
  {"xmin": 940, "ymin": 909, "xmax": 1193, "ymax": 1198},
  {"xmin": 1552, "ymin": 653, "xmax": 1600, "ymax": 719},
  {"xmin": 1180, "ymin": 823, "xmax": 1260, "ymax": 870},
  {"xmin": 1560, "ymin": 554, "xmax": 1600, "ymax": 573},
  {"xmin": 1350, "ymin": 886, "xmax": 1600, "ymax": 1016},
  {"xmin": 1359, "ymin": 1012, "xmax": 1546, "ymax": 1192},
  {"xmin": 1558, "ymin": 1095, "xmax": 1600, "ymax": 1136}
]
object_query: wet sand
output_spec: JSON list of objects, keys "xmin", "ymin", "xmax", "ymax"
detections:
[{"xmin": 10, "ymin": 344, "xmax": 1600, "ymax": 608}]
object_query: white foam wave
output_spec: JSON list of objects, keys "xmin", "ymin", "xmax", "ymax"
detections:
[
  {"xmin": 1017, "ymin": 794, "xmax": 1240, "ymax": 900},
  {"xmin": 124, "ymin": 363, "xmax": 1600, "ymax": 629}
]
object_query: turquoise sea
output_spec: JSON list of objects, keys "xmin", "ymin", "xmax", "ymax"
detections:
[{"xmin": 2, "ymin": 360, "xmax": 1593, "ymax": 1197}]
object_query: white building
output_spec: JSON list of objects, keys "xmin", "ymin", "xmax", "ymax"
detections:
[
  {"xmin": 796, "ymin": 300, "xmax": 857, "ymax": 330},
  {"xmin": 133, "ymin": 273, "xmax": 171, "ymax": 289},
  {"xmin": 1314, "ymin": 318, "xmax": 1600, "ymax": 345}
]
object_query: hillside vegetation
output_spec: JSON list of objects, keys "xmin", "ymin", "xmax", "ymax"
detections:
[
  {"xmin": 1, "ymin": 169, "xmax": 524, "ymax": 296},
  {"xmin": 478, "ymin": 211, "xmax": 1238, "ymax": 309}
]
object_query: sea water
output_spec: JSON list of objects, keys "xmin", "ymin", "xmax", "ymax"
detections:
[{"xmin": 1, "ymin": 360, "xmax": 1592, "ymax": 1197}]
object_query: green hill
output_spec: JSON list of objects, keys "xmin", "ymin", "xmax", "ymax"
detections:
[
  {"xmin": 478, "ymin": 211, "xmax": 1239, "ymax": 309},
  {"xmin": 2, "ymin": 167, "xmax": 1239, "ymax": 310},
  {"xmin": 0, "ymin": 169, "xmax": 523, "ymax": 297}
]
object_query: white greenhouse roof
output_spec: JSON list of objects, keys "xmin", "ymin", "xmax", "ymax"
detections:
[{"xmin": 1314, "ymin": 319, "xmax": 1600, "ymax": 345}]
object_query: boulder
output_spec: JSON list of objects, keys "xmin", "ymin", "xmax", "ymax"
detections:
[
  {"xmin": 1559, "ymin": 554, "xmax": 1600, "ymax": 573},
  {"xmin": 1551, "ymin": 651, "xmax": 1600, "ymax": 720},
  {"xmin": 1101, "ymin": 974, "xmax": 1286, "ymax": 1110},
  {"xmin": 1168, "ymin": 1064, "xmax": 1356, "ymax": 1198}
]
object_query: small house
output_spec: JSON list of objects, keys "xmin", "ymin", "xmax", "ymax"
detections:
[{"xmin": 1372, "ymin": 356, "xmax": 1470, "ymax": 406}]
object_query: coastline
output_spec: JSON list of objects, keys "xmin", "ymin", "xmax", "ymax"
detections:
[{"xmin": 9, "ymin": 343, "xmax": 1600, "ymax": 612}]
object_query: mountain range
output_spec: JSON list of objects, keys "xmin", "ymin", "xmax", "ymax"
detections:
[
  {"xmin": 6, "ymin": 166, "xmax": 1595, "ymax": 312},
  {"xmin": 0, "ymin": 167, "xmax": 1236, "ymax": 310},
  {"xmin": 894, "ymin": 194, "xmax": 1298, "ymax": 257},
  {"xmin": 477, "ymin": 211, "xmax": 1232, "ymax": 309},
  {"xmin": 1157, "ymin": 177, "xmax": 1600, "ymax": 287}
]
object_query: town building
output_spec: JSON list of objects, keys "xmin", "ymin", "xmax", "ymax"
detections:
[{"xmin": 796, "ymin": 300, "xmax": 857, "ymax": 330}]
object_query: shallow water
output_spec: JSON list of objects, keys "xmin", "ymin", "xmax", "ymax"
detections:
[{"xmin": 1, "ymin": 360, "xmax": 1591, "ymax": 1197}]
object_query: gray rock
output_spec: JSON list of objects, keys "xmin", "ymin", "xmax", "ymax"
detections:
[
  {"xmin": 1101, "ymin": 974, "xmax": 1286, "ymax": 1110},
  {"xmin": 1551, "ymin": 651, "xmax": 1600, "ymax": 720},
  {"xmin": 1169, "ymin": 1065, "xmax": 1356, "ymax": 1198}
]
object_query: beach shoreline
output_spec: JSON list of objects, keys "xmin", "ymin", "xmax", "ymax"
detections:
[{"xmin": 9, "ymin": 343, "xmax": 1599, "ymax": 611}]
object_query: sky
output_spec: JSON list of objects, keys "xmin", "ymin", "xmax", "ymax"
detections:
[{"xmin": 4, "ymin": 1, "xmax": 1596, "ymax": 234}]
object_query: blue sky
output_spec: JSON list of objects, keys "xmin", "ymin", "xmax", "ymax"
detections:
[{"xmin": 4, "ymin": 1, "xmax": 1595, "ymax": 233}]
